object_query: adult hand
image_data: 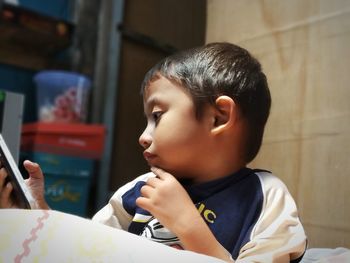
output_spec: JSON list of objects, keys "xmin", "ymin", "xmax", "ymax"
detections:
[
  {"xmin": 0, "ymin": 160, "xmax": 49, "ymax": 209},
  {"xmin": 23, "ymin": 160, "xmax": 49, "ymax": 209},
  {"xmin": 136, "ymin": 167, "xmax": 200, "ymax": 235},
  {"xmin": 0, "ymin": 163, "xmax": 15, "ymax": 208}
]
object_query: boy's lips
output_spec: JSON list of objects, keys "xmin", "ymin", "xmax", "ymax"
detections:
[{"xmin": 143, "ymin": 151, "xmax": 156, "ymax": 162}]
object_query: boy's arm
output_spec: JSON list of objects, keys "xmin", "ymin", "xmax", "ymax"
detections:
[
  {"xmin": 236, "ymin": 172, "xmax": 307, "ymax": 262},
  {"xmin": 92, "ymin": 195, "xmax": 128, "ymax": 229},
  {"xmin": 175, "ymin": 211, "xmax": 234, "ymax": 262},
  {"xmin": 92, "ymin": 173, "xmax": 154, "ymax": 230},
  {"xmin": 136, "ymin": 167, "xmax": 234, "ymax": 262},
  {"xmin": 92, "ymin": 188, "xmax": 132, "ymax": 230}
]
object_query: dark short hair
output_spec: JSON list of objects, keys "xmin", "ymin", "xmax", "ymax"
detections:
[{"xmin": 141, "ymin": 42, "xmax": 271, "ymax": 163}]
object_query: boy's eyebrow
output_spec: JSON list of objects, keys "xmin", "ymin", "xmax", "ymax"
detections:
[{"xmin": 144, "ymin": 95, "xmax": 161, "ymax": 112}]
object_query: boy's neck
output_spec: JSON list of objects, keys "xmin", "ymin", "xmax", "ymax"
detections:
[{"xmin": 191, "ymin": 161, "xmax": 247, "ymax": 184}]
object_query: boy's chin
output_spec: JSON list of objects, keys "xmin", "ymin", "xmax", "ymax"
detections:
[
  {"xmin": 168, "ymin": 170, "xmax": 196, "ymax": 183},
  {"xmin": 151, "ymin": 165, "xmax": 196, "ymax": 181}
]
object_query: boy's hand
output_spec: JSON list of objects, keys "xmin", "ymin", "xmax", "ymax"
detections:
[
  {"xmin": 136, "ymin": 167, "xmax": 200, "ymax": 235},
  {"xmin": 0, "ymin": 160, "xmax": 49, "ymax": 209},
  {"xmin": 137, "ymin": 167, "xmax": 234, "ymax": 262}
]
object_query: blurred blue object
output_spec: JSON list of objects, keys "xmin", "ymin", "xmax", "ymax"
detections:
[{"xmin": 18, "ymin": 0, "xmax": 74, "ymax": 21}]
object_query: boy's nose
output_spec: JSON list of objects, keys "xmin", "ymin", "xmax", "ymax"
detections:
[{"xmin": 139, "ymin": 130, "xmax": 152, "ymax": 149}]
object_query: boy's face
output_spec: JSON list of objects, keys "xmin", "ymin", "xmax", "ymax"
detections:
[{"xmin": 139, "ymin": 76, "xmax": 214, "ymax": 181}]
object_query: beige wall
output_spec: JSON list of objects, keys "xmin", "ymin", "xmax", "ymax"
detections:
[{"xmin": 206, "ymin": 0, "xmax": 350, "ymax": 248}]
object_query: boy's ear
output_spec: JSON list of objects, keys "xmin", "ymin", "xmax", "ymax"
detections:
[{"xmin": 211, "ymin": 95, "xmax": 238, "ymax": 135}]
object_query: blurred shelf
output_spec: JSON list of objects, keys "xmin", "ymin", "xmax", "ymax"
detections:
[{"xmin": 0, "ymin": 3, "xmax": 74, "ymax": 70}]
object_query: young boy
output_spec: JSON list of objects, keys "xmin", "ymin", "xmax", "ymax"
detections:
[{"xmin": 0, "ymin": 42, "xmax": 306, "ymax": 262}]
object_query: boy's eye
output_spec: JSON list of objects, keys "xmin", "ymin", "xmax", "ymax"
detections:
[{"xmin": 151, "ymin": 111, "xmax": 162, "ymax": 122}]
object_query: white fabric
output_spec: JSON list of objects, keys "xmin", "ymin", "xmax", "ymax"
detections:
[
  {"xmin": 0, "ymin": 209, "xmax": 224, "ymax": 262},
  {"xmin": 301, "ymin": 247, "xmax": 350, "ymax": 263},
  {"xmin": 236, "ymin": 172, "xmax": 307, "ymax": 262},
  {"xmin": 92, "ymin": 172, "xmax": 154, "ymax": 229}
]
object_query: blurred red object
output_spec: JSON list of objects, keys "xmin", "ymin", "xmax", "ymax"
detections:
[{"xmin": 21, "ymin": 123, "xmax": 105, "ymax": 159}]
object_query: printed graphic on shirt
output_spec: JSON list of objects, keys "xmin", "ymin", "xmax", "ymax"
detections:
[
  {"xmin": 140, "ymin": 218, "xmax": 183, "ymax": 249},
  {"xmin": 197, "ymin": 203, "xmax": 217, "ymax": 224},
  {"xmin": 138, "ymin": 203, "xmax": 217, "ymax": 249}
]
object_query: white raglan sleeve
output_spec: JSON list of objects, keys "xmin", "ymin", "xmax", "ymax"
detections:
[
  {"xmin": 92, "ymin": 173, "xmax": 154, "ymax": 231},
  {"xmin": 236, "ymin": 172, "xmax": 307, "ymax": 263}
]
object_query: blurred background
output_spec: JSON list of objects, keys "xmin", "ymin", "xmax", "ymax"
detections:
[{"xmin": 0, "ymin": 0, "xmax": 348, "ymax": 250}]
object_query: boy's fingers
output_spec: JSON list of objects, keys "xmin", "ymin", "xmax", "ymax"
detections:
[
  {"xmin": 150, "ymin": 166, "xmax": 160, "ymax": 176},
  {"xmin": 140, "ymin": 184, "xmax": 153, "ymax": 198},
  {"xmin": 150, "ymin": 167, "xmax": 170, "ymax": 180},
  {"xmin": 135, "ymin": 196, "xmax": 149, "ymax": 210}
]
